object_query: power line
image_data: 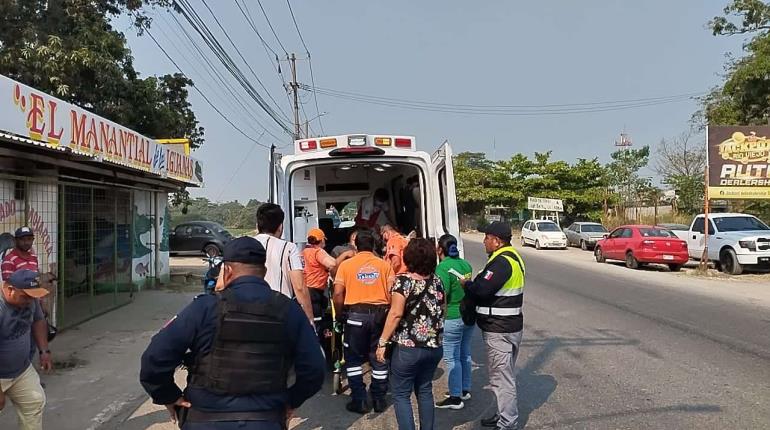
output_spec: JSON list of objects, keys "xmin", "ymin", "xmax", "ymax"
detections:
[
  {"xmin": 173, "ymin": 0, "xmax": 293, "ymax": 136},
  {"xmin": 286, "ymin": 0, "xmax": 325, "ymax": 135},
  {"xmin": 145, "ymin": 28, "xmax": 272, "ymax": 150},
  {"xmin": 234, "ymin": 0, "xmax": 279, "ymax": 59},
  {"xmin": 166, "ymin": 9, "xmax": 287, "ymax": 142},
  {"xmin": 256, "ymin": 0, "xmax": 289, "ymax": 55},
  {"xmin": 216, "ymin": 130, "xmax": 267, "ymax": 202},
  {"xmin": 306, "ymin": 86, "xmax": 704, "ymax": 116},
  {"xmin": 198, "ymin": 0, "xmax": 292, "ymax": 124}
]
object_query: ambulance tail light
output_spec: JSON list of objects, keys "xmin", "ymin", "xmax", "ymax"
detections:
[
  {"xmin": 299, "ymin": 140, "xmax": 317, "ymax": 151},
  {"xmin": 394, "ymin": 138, "xmax": 412, "ymax": 148},
  {"xmin": 374, "ymin": 137, "xmax": 392, "ymax": 147},
  {"xmin": 320, "ymin": 138, "xmax": 337, "ymax": 148}
]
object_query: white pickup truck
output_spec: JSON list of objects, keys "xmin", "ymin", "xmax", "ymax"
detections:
[{"xmin": 686, "ymin": 213, "xmax": 770, "ymax": 275}]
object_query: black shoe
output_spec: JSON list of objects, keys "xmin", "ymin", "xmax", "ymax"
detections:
[
  {"xmin": 481, "ymin": 413, "xmax": 500, "ymax": 427},
  {"xmin": 444, "ymin": 390, "xmax": 471, "ymax": 400},
  {"xmin": 373, "ymin": 398, "xmax": 388, "ymax": 413},
  {"xmin": 435, "ymin": 396, "xmax": 464, "ymax": 410},
  {"xmin": 346, "ymin": 400, "xmax": 370, "ymax": 414}
]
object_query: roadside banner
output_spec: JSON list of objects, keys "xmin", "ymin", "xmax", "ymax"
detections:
[
  {"xmin": 707, "ymin": 126, "xmax": 770, "ymax": 199},
  {"xmin": 527, "ymin": 197, "xmax": 564, "ymax": 212}
]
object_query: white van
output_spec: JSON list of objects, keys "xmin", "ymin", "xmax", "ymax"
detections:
[{"xmin": 271, "ymin": 134, "xmax": 463, "ymax": 255}]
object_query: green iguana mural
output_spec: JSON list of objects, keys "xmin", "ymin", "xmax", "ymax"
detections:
[{"xmin": 133, "ymin": 205, "xmax": 153, "ymax": 258}]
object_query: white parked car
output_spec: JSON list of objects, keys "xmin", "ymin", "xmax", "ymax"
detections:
[{"xmin": 521, "ymin": 220, "xmax": 568, "ymax": 250}]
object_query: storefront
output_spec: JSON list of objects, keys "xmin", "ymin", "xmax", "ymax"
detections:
[{"xmin": 0, "ymin": 74, "xmax": 203, "ymax": 328}]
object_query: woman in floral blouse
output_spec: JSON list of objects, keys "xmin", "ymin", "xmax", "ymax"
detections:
[{"xmin": 376, "ymin": 238, "xmax": 445, "ymax": 430}]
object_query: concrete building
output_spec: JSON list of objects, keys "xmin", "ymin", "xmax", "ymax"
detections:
[{"xmin": 0, "ymin": 74, "xmax": 203, "ymax": 327}]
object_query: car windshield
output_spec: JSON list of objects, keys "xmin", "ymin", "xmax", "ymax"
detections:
[
  {"xmin": 582, "ymin": 225, "xmax": 607, "ymax": 233},
  {"xmin": 537, "ymin": 222, "xmax": 561, "ymax": 232},
  {"xmin": 639, "ymin": 228, "xmax": 677, "ymax": 238},
  {"xmin": 713, "ymin": 216, "xmax": 770, "ymax": 232}
]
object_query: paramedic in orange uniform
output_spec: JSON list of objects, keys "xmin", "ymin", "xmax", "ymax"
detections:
[
  {"xmin": 302, "ymin": 228, "xmax": 337, "ymax": 338},
  {"xmin": 381, "ymin": 224, "xmax": 408, "ymax": 275},
  {"xmin": 333, "ymin": 229, "xmax": 395, "ymax": 415}
]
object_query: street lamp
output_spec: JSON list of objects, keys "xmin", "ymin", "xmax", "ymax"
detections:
[{"xmin": 304, "ymin": 111, "xmax": 328, "ymax": 138}]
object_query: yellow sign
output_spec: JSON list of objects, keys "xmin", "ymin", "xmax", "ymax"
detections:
[{"xmin": 708, "ymin": 127, "xmax": 770, "ymax": 199}]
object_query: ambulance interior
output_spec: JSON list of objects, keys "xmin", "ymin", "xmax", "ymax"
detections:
[{"xmin": 289, "ymin": 162, "xmax": 424, "ymax": 253}]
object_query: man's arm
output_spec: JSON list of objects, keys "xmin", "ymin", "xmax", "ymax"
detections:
[
  {"xmin": 332, "ymin": 264, "xmax": 346, "ymax": 319},
  {"xmin": 31, "ymin": 302, "xmax": 51, "ymax": 371},
  {"xmin": 287, "ymin": 303, "xmax": 325, "ymax": 409},
  {"xmin": 1, "ymin": 258, "xmax": 14, "ymax": 281},
  {"xmin": 464, "ymin": 257, "xmax": 512, "ymax": 300},
  {"xmin": 287, "ymin": 244, "xmax": 314, "ymax": 323},
  {"xmin": 318, "ymin": 250, "xmax": 338, "ymax": 277},
  {"xmin": 140, "ymin": 299, "xmax": 207, "ymax": 405}
]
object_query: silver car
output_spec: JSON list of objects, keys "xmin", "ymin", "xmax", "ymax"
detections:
[{"xmin": 564, "ymin": 222, "xmax": 609, "ymax": 250}]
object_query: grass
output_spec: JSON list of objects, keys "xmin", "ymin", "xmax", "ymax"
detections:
[{"xmin": 227, "ymin": 228, "xmax": 256, "ymax": 237}]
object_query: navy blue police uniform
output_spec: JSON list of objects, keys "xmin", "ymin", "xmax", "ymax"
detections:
[{"xmin": 140, "ymin": 237, "xmax": 325, "ymax": 429}]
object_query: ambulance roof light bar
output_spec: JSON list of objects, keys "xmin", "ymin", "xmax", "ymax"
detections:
[{"xmin": 295, "ymin": 134, "xmax": 415, "ymax": 153}]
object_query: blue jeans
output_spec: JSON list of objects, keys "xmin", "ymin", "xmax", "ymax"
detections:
[
  {"xmin": 390, "ymin": 345, "xmax": 443, "ymax": 430},
  {"xmin": 442, "ymin": 318, "xmax": 474, "ymax": 397}
]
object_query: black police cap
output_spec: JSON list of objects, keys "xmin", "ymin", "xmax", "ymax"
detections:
[
  {"xmin": 480, "ymin": 221, "xmax": 513, "ymax": 241},
  {"xmin": 222, "ymin": 236, "xmax": 267, "ymax": 265}
]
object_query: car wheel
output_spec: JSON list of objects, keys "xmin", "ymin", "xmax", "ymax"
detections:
[
  {"xmin": 595, "ymin": 247, "xmax": 605, "ymax": 263},
  {"xmin": 625, "ymin": 252, "xmax": 639, "ymax": 269},
  {"xmin": 580, "ymin": 240, "xmax": 588, "ymax": 251},
  {"xmin": 668, "ymin": 264, "xmax": 683, "ymax": 272},
  {"xmin": 535, "ymin": 240, "xmax": 542, "ymax": 250},
  {"xmin": 204, "ymin": 244, "xmax": 221, "ymax": 258},
  {"xmin": 719, "ymin": 248, "xmax": 743, "ymax": 275}
]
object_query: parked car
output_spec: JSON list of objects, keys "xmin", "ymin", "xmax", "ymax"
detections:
[
  {"xmin": 656, "ymin": 223, "xmax": 690, "ymax": 241},
  {"xmin": 685, "ymin": 213, "xmax": 770, "ymax": 275},
  {"xmin": 521, "ymin": 220, "xmax": 568, "ymax": 250},
  {"xmin": 564, "ymin": 222, "xmax": 609, "ymax": 250},
  {"xmin": 594, "ymin": 225, "xmax": 688, "ymax": 271},
  {"xmin": 170, "ymin": 221, "xmax": 233, "ymax": 257}
]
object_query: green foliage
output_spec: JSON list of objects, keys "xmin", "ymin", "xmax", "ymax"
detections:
[
  {"xmin": 654, "ymin": 132, "xmax": 705, "ymax": 215},
  {"xmin": 0, "ymin": 0, "xmax": 203, "ymax": 149},
  {"xmin": 169, "ymin": 197, "xmax": 263, "ymax": 230},
  {"xmin": 454, "ymin": 151, "xmax": 610, "ymax": 221}
]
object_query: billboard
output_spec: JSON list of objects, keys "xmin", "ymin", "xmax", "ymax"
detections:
[
  {"xmin": 708, "ymin": 126, "xmax": 770, "ymax": 199},
  {"xmin": 527, "ymin": 197, "xmax": 564, "ymax": 212}
]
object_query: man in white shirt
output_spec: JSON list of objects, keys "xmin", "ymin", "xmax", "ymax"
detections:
[{"xmin": 255, "ymin": 203, "xmax": 314, "ymax": 324}]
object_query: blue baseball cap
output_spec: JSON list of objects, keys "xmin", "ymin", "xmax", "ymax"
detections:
[
  {"xmin": 7, "ymin": 269, "xmax": 49, "ymax": 298},
  {"xmin": 223, "ymin": 237, "xmax": 266, "ymax": 265},
  {"xmin": 14, "ymin": 227, "xmax": 33, "ymax": 238}
]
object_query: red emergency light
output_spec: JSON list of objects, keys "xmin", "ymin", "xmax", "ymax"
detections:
[
  {"xmin": 394, "ymin": 138, "xmax": 412, "ymax": 148},
  {"xmin": 299, "ymin": 140, "xmax": 317, "ymax": 151}
]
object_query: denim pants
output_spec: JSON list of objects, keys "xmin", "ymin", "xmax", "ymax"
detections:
[
  {"xmin": 442, "ymin": 318, "xmax": 474, "ymax": 397},
  {"xmin": 390, "ymin": 345, "xmax": 443, "ymax": 430}
]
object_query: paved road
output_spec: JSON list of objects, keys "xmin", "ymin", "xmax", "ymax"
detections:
[{"xmin": 104, "ymin": 235, "xmax": 770, "ymax": 429}]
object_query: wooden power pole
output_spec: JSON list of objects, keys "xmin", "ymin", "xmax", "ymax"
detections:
[{"xmin": 289, "ymin": 53, "xmax": 301, "ymax": 140}]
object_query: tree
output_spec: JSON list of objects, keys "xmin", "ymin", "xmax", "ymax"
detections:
[
  {"xmin": 0, "ymin": 0, "xmax": 204, "ymax": 148},
  {"xmin": 654, "ymin": 131, "xmax": 706, "ymax": 214},
  {"xmin": 605, "ymin": 146, "xmax": 651, "ymax": 217}
]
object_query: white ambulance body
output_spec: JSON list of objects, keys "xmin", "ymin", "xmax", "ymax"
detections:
[{"xmin": 271, "ymin": 134, "xmax": 463, "ymax": 255}]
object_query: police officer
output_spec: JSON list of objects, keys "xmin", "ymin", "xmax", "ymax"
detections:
[
  {"xmin": 332, "ymin": 229, "xmax": 395, "ymax": 414},
  {"xmin": 140, "ymin": 237, "xmax": 325, "ymax": 429},
  {"xmin": 463, "ymin": 222, "xmax": 525, "ymax": 430}
]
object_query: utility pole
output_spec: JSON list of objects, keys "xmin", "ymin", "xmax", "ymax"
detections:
[{"xmin": 289, "ymin": 53, "xmax": 301, "ymax": 140}]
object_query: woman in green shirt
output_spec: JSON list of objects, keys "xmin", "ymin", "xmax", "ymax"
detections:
[{"xmin": 434, "ymin": 234, "xmax": 474, "ymax": 410}]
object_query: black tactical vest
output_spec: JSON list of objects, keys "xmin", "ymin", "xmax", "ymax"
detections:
[{"xmin": 189, "ymin": 288, "xmax": 293, "ymax": 395}]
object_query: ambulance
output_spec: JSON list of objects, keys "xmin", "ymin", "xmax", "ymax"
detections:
[{"xmin": 271, "ymin": 134, "xmax": 463, "ymax": 255}]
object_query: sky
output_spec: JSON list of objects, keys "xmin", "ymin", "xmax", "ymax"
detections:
[{"xmin": 123, "ymin": 1, "xmax": 749, "ymax": 203}]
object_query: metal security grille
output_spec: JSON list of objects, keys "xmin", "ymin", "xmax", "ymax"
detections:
[{"xmin": 59, "ymin": 183, "xmax": 135, "ymax": 328}]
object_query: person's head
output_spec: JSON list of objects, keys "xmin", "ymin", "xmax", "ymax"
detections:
[
  {"xmin": 307, "ymin": 228, "xmax": 326, "ymax": 248},
  {"xmin": 480, "ymin": 221, "xmax": 512, "ymax": 254},
  {"xmin": 373, "ymin": 188, "xmax": 389, "ymax": 205},
  {"xmin": 14, "ymin": 227, "xmax": 34, "ymax": 252},
  {"xmin": 403, "ymin": 238, "xmax": 437, "ymax": 276},
  {"xmin": 1, "ymin": 269, "xmax": 48, "ymax": 308},
  {"xmin": 437, "ymin": 234, "xmax": 460, "ymax": 260},
  {"xmin": 354, "ymin": 229, "xmax": 377, "ymax": 253},
  {"xmin": 215, "ymin": 237, "xmax": 267, "ymax": 291},
  {"xmin": 381, "ymin": 224, "xmax": 398, "ymax": 241},
  {"xmin": 256, "ymin": 203, "xmax": 284, "ymax": 236},
  {"xmin": 349, "ymin": 228, "xmax": 361, "ymax": 248}
]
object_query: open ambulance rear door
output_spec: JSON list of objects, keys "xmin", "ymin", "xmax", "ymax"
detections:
[
  {"xmin": 432, "ymin": 141, "xmax": 463, "ymax": 256},
  {"xmin": 271, "ymin": 153, "xmax": 291, "ymax": 233}
]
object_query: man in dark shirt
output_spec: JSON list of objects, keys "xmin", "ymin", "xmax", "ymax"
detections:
[{"xmin": 140, "ymin": 237, "xmax": 325, "ymax": 429}]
